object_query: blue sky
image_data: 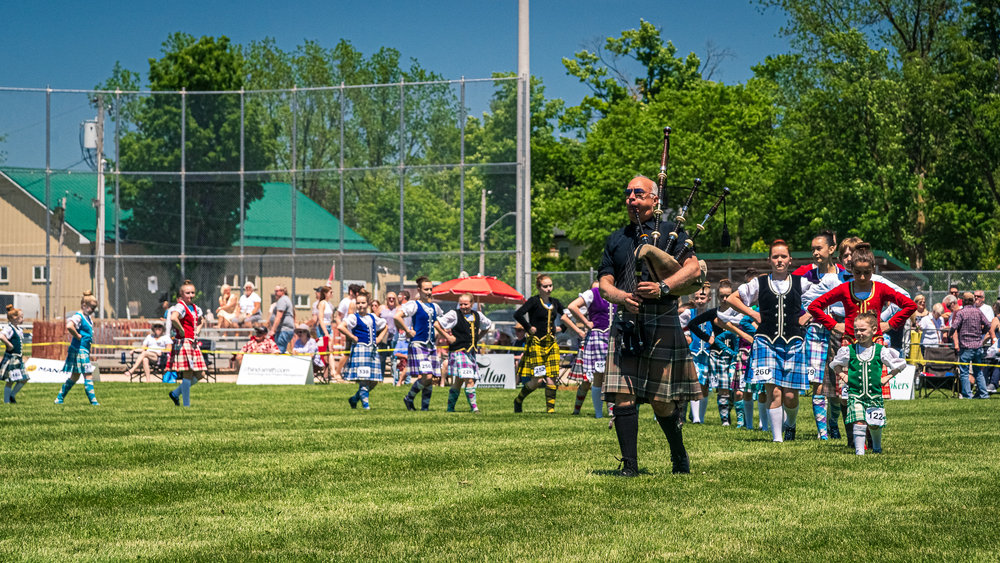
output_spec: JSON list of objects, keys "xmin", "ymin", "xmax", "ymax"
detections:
[{"xmin": 1, "ymin": 0, "xmax": 791, "ymax": 169}]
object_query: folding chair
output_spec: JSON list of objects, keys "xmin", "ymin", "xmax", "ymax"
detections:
[
  {"xmin": 121, "ymin": 351, "xmax": 169, "ymax": 382},
  {"xmin": 919, "ymin": 346, "xmax": 959, "ymax": 398},
  {"xmin": 198, "ymin": 338, "xmax": 219, "ymax": 382}
]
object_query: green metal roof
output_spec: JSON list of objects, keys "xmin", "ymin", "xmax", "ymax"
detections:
[{"xmin": 1, "ymin": 168, "xmax": 376, "ymax": 252}]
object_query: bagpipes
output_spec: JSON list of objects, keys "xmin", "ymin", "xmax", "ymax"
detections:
[{"xmin": 634, "ymin": 127, "xmax": 732, "ymax": 296}]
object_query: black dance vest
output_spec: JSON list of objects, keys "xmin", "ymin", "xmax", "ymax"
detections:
[
  {"xmin": 449, "ymin": 310, "xmax": 481, "ymax": 352},
  {"xmin": 756, "ymin": 274, "xmax": 805, "ymax": 343}
]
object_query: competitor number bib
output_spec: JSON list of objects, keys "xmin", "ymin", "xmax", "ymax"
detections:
[
  {"xmin": 865, "ymin": 407, "xmax": 886, "ymax": 426},
  {"xmin": 357, "ymin": 366, "xmax": 371, "ymax": 379},
  {"xmin": 595, "ymin": 360, "xmax": 606, "ymax": 372},
  {"xmin": 458, "ymin": 367, "xmax": 474, "ymax": 378},
  {"xmin": 533, "ymin": 365, "xmax": 547, "ymax": 377}
]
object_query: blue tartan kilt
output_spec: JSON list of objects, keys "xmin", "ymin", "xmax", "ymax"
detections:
[
  {"xmin": 804, "ymin": 324, "xmax": 830, "ymax": 384},
  {"xmin": 447, "ymin": 350, "xmax": 480, "ymax": 380},
  {"xmin": 344, "ymin": 343, "xmax": 383, "ymax": 381},
  {"xmin": 62, "ymin": 347, "xmax": 94, "ymax": 375},
  {"xmin": 706, "ymin": 349, "xmax": 735, "ymax": 389},
  {"xmin": 749, "ymin": 337, "xmax": 809, "ymax": 391},
  {"xmin": 407, "ymin": 341, "xmax": 441, "ymax": 376}
]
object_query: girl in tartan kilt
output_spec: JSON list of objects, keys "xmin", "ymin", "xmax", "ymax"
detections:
[
  {"xmin": 685, "ymin": 280, "xmax": 749, "ymax": 426},
  {"xmin": 566, "ymin": 282, "xmax": 612, "ymax": 418},
  {"xmin": 395, "ymin": 277, "xmax": 446, "ymax": 411},
  {"xmin": 726, "ymin": 240, "xmax": 816, "ymax": 443},
  {"xmin": 2, "ymin": 305, "xmax": 28, "ymax": 404},
  {"xmin": 340, "ymin": 292, "xmax": 388, "ymax": 410},
  {"xmin": 54, "ymin": 292, "xmax": 101, "ymax": 406},
  {"xmin": 681, "ymin": 288, "xmax": 712, "ymax": 423},
  {"xmin": 435, "ymin": 293, "xmax": 494, "ymax": 413},
  {"xmin": 167, "ymin": 281, "xmax": 207, "ymax": 408},
  {"xmin": 513, "ymin": 275, "xmax": 573, "ymax": 414},
  {"xmin": 828, "ymin": 313, "xmax": 907, "ymax": 455}
]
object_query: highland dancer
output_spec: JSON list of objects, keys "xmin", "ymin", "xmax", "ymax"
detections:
[
  {"xmin": 513, "ymin": 274, "xmax": 571, "ymax": 414},
  {"xmin": 566, "ymin": 282, "xmax": 613, "ymax": 418},
  {"xmin": 396, "ymin": 277, "xmax": 445, "ymax": 411},
  {"xmin": 167, "ymin": 281, "xmax": 207, "ymax": 407},
  {"xmin": 435, "ymin": 293, "xmax": 493, "ymax": 413},
  {"xmin": 686, "ymin": 280, "xmax": 747, "ymax": 426},
  {"xmin": 726, "ymin": 240, "xmax": 815, "ymax": 442},
  {"xmin": 1, "ymin": 305, "xmax": 28, "ymax": 404},
  {"xmin": 340, "ymin": 292, "xmax": 388, "ymax": 410},
  {"xmin": 54, "ymin": 292, "xmax": 101, "ymax": 406},
  {"xmin": 828, "ymin": 312, "xmax": 907, "ymax": 455}
]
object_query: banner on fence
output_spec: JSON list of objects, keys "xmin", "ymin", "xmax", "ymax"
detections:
[
  {"xmin": 476, "ymin": 353, "xmax": 516, "ymax": 389},
  {"xmin": 237, "ymin": 354, "xmax": 314, "ymax": 385},
  {"xmin": 24, "ymin": 357, "xmax": 101, "ymax": 383},
  {"xmin": 888, "ymin": 365, "xmax": 916, "ymax": 400}
]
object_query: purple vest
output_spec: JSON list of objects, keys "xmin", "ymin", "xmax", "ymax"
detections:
[{"xmin": 588, "ymin": 287, "xmax": 611, "ymax": 330}]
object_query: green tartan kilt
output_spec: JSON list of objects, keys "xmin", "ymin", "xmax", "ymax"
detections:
[
  {"xmin": 845, "ymin": 395, "xmax": 886, "ymax": 425},
  {"xmin": 603, "ymin": 301, "xmax": 702, "ymax": 404}
]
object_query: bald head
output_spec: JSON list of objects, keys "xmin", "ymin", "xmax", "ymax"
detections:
[{"xmin": 625, "ymin": 175, "xmax": 659, "ymax": 223}]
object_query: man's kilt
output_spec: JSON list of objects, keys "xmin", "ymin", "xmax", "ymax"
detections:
[
  {"xmin": 166, "ymin": 338, "xmax": 206, "ymax": 372},
  {"xmin": 569, "ymin": 329, "xmax": 610, "ymax": 382},
  {"xmin": 344, "ymin": 343, "xmax": 382, "ymax": 381},
  {"xmin": 603, "ymin": 302, "xmax": 702, "ymax": 404},
  {"xmin": 516, "ymin": 334, "xmax": 560, "ymax": 380},
  {"xmin": 447, "ymin": 350, "xmax": 480, "ymax": 380},
  {"xmin": 407, "ymin": 340, "xmax": 440, "ymax": 377}
]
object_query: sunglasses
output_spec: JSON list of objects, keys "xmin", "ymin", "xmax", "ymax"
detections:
[{"xmin": 623, "ymin": 188, "xmax": 649, "ymax": 198}]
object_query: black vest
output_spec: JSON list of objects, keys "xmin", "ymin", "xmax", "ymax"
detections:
[
  {"xmin": 756, "ymin": 274, "xmax": 805, "ymax": 343},
  {"xmin": 449, "ymin": 310, "xmax": 481, "ymax": 352}
]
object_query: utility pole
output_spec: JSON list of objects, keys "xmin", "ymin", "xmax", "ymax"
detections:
[
  {"xmin": 95, "ymin": 97, "xmax": 106, "ymax": 319},
  {"xmin": 516, "ymin": 0, "xmax": 531, "ymax": 294},
  {"xmin": 479, "ymin": 189, "xmax": 489, "ymax": 276}
]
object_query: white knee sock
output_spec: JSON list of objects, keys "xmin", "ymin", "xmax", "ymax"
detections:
[
  {"xmin": 870, "ymin": 426, "xmax": 883, "ymax": 452},
  {"xmin": 768, "ymin": 407, "xmax": 784, "ymax": 442},
  {"xmin": 854, "ymin": 424, "xmax": 867, "ymax": 455},
  {"xmin": 758, "ymin": 402, "xmax": 770, "ymax": 431},
  {"xmin": 698, "ymin": 397, "xmax": 709, "ymax": 422},
  {"xmin": 783, "ymin": 404, "xmax": 799, "ymax": 429},
  {"xmin": 742, "ymin": 399, "xmax": 754, "ymax": 428},
  {"xmin": 591, "ymin": 385, "xmax": 603, "ymax": 418},
  {"xmin": 691, "ymin": 399, "xmax": 703, "ymax": 423}
]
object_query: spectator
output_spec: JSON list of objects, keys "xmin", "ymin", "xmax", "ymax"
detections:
[
  {"xmin": 311, "ymin": 286, "xmax": 334, "ymax": 381},
  {"xmin": 235, "ymin": 326, "xmax": 279, "ymax": 370},
  {"xmin": 986, "ymin": 300, "xmax": 1000, "ymax": 393},
  {"xmin": 917, "ymin": 303, "xmax": 945, "ymax": 354},
  {"xmin": 291, "ymin": 323, "xmax": 324, "ymax": 371},
  {"xmin": 236, "ymin": 282, "xmax": 263, "ymax": 327},
  {"xmin": 336, "ymin": 284, "xmax": 363, "ymax": 323},
  {"xmin": 379, "ymin": 292, "xmax": 400, "ymax": 382},
  {"xmin": 910, "ymin": 294, "xmax": 929, "ymax": 326},
  {"xmin": 950, "ymin": 292, "xmax": 991, "ymax": 399},
  {"xmin": 942, "ymin": 294, "xmax": 959, "ymax": 325},
  {"xmin": 941, "ymin": 285, "xmax": 960, "ymax": 310},
  {"xmin": 122, "ymin": 321, "xmax": 172, "ymax": 380},
  {"xmin": 974, "ymin": 290, "xmax": 995, "ymax": 323},
  {"xmin": 216, "ymin": 284, "xmax": 240, "ymax": 328},
  {"xmin": 392, "ymin": 290, "xmax": 412, "ymax": 386},
  {"xmin": 268, "ymin": 285, "xmax": 296, "ymax": 353}
]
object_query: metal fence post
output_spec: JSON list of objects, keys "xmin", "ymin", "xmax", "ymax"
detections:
[
  {"xmin": 180, "ymin": 87, "xmax": 186, "ymax": 280},
  {"xmin": 399, "ymin": 79, "xmax": 405, "ymax": 287},
  {"xmin": 240, "ymin": 89, "xmax": 245, "ymax": 284},
  {"xmin": 44, "ymin": 87, "xmax": 51, "ymax": 319},
  {"xmin": 291, "ymin": 86, "xmax": 298, "ymax": 300},
  {"xmin": 459, "ymin": 77, "xmax": 466, "ymax": 274},
  {"xmin": 339, "ymin": 82, "xmax": 346, "ymax": 291}
]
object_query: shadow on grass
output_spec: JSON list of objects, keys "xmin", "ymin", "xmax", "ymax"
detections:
[{"xmin": 589, "ymin": 467, "xmax": 654, "ymax": 477}]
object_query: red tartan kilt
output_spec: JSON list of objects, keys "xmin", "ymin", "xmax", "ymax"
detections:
[{"xmin": 167, "ymin": 339, "xmax": 206, "ymax": 372}]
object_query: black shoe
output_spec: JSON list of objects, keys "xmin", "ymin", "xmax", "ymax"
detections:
[
  {"xmin": 169, "ymin": 392, "xmax": 180, "ymax": 406},
  {"xmin": 348, "ymin": 395, "xmax": 358, "ymax": 409},
  {"xmin": 671, "ymin": 452, "xmax": 690, "ymax": 474},
  {"xmin": 783, "ymin": 425, "xmax": 796, "ymax": 441},
  {"xmin": 403, "ymin": 395, "xmax": 416, "ymax": 411},
  {"xmin": 514, "ymin": 399, "xmax": 523, "ymax": 413},
  {"xmin": 8, "ymin": 396, "xmax": 15, "ymax": 404},
  {"xmin": 829, "ymin": 424, "xmax": 841, "ymax": 440},
  {"xmin": 616, "ymin": 457, "xmax": 639, "ymax": 477}
]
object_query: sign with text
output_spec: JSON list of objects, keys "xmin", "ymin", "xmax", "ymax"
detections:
[
  {"xmin": 888, "ymin": 365, "xmax": 915, "ymax": 400},
  {"xmin": 237, "ymin": 354, "xmax": 313, "ymax": 385},
  {"xmin": 24, "ymin": 357, "xmax": 101, "ymax": 383},
  {"xmin": 476, "ymin": 353, "xmax": 516, "ymax": 389}
]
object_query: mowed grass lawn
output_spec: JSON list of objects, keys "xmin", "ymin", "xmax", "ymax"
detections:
[{"xmin": 0, "ymin": 382, "xmax": 997, "ymax": 561}]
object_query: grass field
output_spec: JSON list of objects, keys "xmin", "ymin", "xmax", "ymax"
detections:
[{"xmin": 0, "ymin": 382, "xmax": 997, "ymax": 561}]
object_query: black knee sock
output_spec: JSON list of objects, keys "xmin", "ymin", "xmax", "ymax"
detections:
[
  {"xmin": 515, "ymin": 385, "xmax": 535, "ymax": 403},
  {"xmin": 613, "ymin": 404, "xmax": 639, "ymax": 464},
  {"xmin": 657, "ymin": 409, "xmax": 687, "ymax": 461},
  {"xmin": 421, "ymin": 383, "xmax": 433, "ymax": 409}
]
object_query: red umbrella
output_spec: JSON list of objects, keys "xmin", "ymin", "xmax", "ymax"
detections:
[{"xmin": 432, "ymin": 275, "xmax": 525, "ymax": 304}]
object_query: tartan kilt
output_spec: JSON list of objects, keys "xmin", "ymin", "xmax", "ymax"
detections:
[
  {"xmin": 845, "ymin": 396, "xmax": 886, "ymax": 425},
  {"xmin": 569, "ymin": 329, "xmax": 610, "ymax": 382},
  {"xmin": 516, "ymin": 335, "xmax": 560, "ymax": 380},
  {"xmin": 407, "ymin": 341, "xmax": 440, "ymax": 376},
  {"xmin": 447, "ymin": 350, "xmax": 480, "ymax": 380},
  {"xmin": 62, "ymin": 347, "xmax": 94, "ymax": 374},
  {"xmin": 804, "ymin": 324, "xmax": 830, "ymax": 384},
  {"xmin": 749, "ymin": 337, "xmax": 809, "ymax": 391},
  {"xmin": 166, "ymin": 339, "xmax": 206, "ymax": 372},
  {"xmin": 0, "ymin": 354, "xmax": 27, "ymax": 382},
  {"xmin": 603, "ymin": 302, "xmax": 702, "ymax": 404},
  {"xmin": 344, "ymin": 343, "xmax": 382, "ymax": 381},
  {"xmin": 706, "ymin": 349, "xmax": 735, "ymax": 389}
]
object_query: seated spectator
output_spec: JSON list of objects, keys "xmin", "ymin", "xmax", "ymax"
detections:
[
  {"xmin": 123, "ymin": 321, "xmax": 171, "ymax": 380},
  {"xmin": 235, "ymin": 325, "xmax": 279, "ymax": 370},
  {"xmin": 216, "ymin": 284, "xmax": 240, "ymax": 328},
  {"xmin": 291, "ymin": 323, "xmax": 324, "ymax": 370},
  {"xmin": 942, "ymin": 294, "xmax": 959, "ymax": 325},
  {"xmin": 918, "ymin": 303, "xmax": 945, "ymax": 353},
  {"xmin": 236, "ymin": 282, "xmax": 263, "ymax": 327}
]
